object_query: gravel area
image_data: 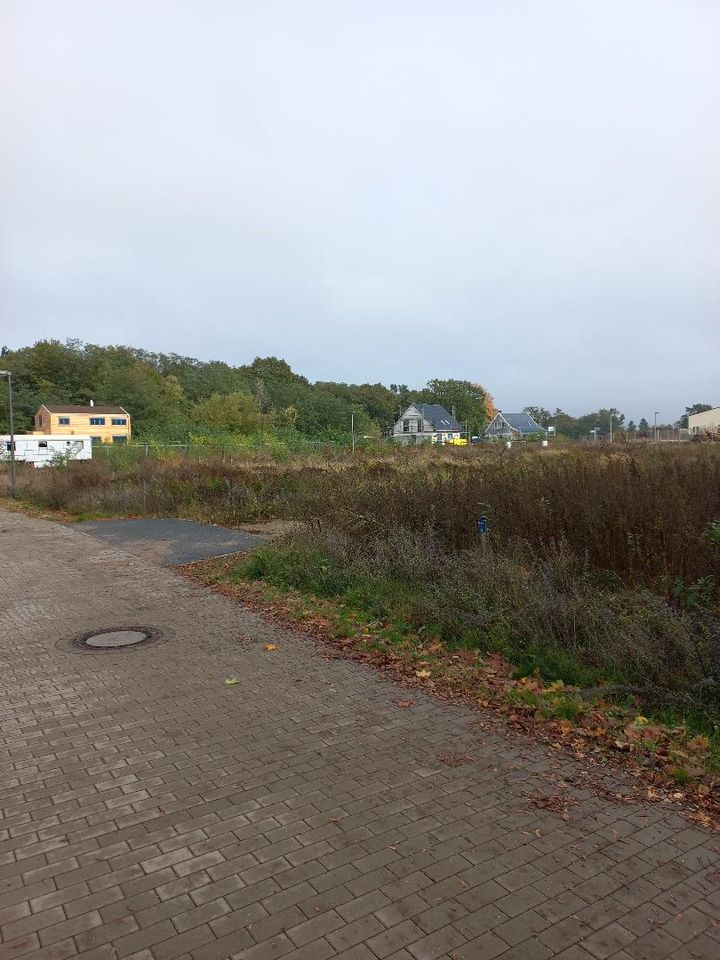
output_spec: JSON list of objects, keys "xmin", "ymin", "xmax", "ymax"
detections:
[{"xmin": 70, "ymin": 517, "xmax": 266, "ymax": 564}]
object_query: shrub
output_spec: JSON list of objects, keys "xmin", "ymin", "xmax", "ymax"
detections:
[
  {"xmin": 231, "ymin": 524, "xmax": 720, "ymax": 720},
  {"xmin": 6, "ymin": 444, "xmax": 718, "ymax": 592}
]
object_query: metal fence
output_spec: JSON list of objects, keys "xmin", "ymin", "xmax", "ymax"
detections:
[{"xmin": 90, "ymin": 439, "xmax": 357, "ymax": 462}]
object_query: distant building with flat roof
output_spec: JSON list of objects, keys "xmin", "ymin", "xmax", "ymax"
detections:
[{"xmin": 688, "ymin": 407, "xmax": 720, "ymax": 435}]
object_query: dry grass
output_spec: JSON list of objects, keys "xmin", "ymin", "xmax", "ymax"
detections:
[{"xmin": 5, "ymin": 443, "xmax": 719, "ymax": 592}]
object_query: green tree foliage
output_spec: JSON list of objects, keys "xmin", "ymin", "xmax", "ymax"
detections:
[
  {"xmin": 523, "ymin": 406, "xmax": 551, "ymax": 426},
  {"xmin": 271, "ymin": 405, "xmax": 298, "ymax": 430},
  {"xmin": 190, "ymin": 392, "xmax": 267, "ymax": 434},
  {"xmin": 0, "ymin": 339, "xmax": 402, "ymax": 441},
  {"xmin": 573, "ymin": 408, "xmax": 624, "ymax": 440},
  {"xmin": 546, "ymin": 408, "xmax": 575, "ymax": 437},
  {"xmin": 389, "ymin": 384, "xmax": 412, "ymax": 408},
  {"xmin": 157, "ymin": 356, "xmax": 252, "ymax": 403},
  {"xmin": 524, "ymin": 406, "xmax": 627, "ymax": 439},
  {"xmin": 95, "ymin": 361, "xmax": 186, "ymax": 437},
  {"xmin": 316, "ymin": 382, "xmax": 399, "ymax": 426},
  {"xmin": 0, "ymin": 339, "xmax": 92, "ymax": 429},
  {"xmin": 247, "ymin": 356, "xmax": 307, "ymax": 385}
]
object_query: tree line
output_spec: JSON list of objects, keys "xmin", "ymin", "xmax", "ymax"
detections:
[
  {"xmin": 0, "ymin": 339, "xmax": 493, "ymax": 443},
  {"xmin": 1, "ymin": 340, "xmax": 711, "ymax": 445},
  {"xmin": 523, "ymin": 403, "xmax": 716, "ymax": 439}
]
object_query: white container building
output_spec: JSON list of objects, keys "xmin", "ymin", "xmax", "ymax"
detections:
[{"xmin": 1, "ymin": 434, "xmax": 93, "ymax": 467}]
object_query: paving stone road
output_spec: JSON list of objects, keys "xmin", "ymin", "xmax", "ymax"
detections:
[{"xmin": 1, "ymin": 509, "xmax": 720, "ymax": 960}]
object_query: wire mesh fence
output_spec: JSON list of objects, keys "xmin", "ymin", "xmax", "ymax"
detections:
[{"xmin": 89, "ymin": 438, "xmax": 356, "ymax": 463}]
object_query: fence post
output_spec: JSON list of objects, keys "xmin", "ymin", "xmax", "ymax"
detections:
[{"xmin": 476, "ymin": 514, "xmax": 488, "ymax": 554}]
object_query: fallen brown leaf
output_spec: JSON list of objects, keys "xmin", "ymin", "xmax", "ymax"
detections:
[{"xmin": 436, "ymin": 752, "xmax": 474, "ymax": 767}]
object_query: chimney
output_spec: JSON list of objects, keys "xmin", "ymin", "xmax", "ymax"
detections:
[{"xmin": 89, "ymin": 399, "xmax": 94, "ymax": 407}]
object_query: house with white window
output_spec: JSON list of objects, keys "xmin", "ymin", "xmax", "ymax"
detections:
[
  {"xmin": 33, "ymin": 403, "xmax": 132, "ymax": 444},
  {"xmin": 485, "ymin": 411, "xmax": 544, "ymax": 440},
  {"xmin": 391, "ymin": 403, "xmax": 464, "ymax": 444}
]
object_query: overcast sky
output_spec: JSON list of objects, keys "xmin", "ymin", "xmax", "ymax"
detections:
[{"xmin": 1, "ymin": 1, "xmax": 718, "ymax": 421}]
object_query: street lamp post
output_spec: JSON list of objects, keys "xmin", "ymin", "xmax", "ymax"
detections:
[{"xmin": 0, "ymin": 370, "xmax": 16, "ymax": 498}]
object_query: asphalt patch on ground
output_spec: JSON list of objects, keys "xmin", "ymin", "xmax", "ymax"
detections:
[{"xmin": 71, "ymin": 518, "xmax": 266, "ymax": 565}]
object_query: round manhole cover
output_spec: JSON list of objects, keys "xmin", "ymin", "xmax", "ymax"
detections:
[
  {"xmin": 65, "ymin": 626, "xmax": 167, "ymax": 652},
  {"xmin": 85, "ymin": 630, "xmax": 148, "ymax": 648}
]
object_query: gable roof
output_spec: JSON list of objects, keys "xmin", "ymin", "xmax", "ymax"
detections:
[
  {"xmin": 498, "ymin": 412, "xmax": 543, "ymax": 433},
  {"xmin": 416, "ymin": 404, "xmax": 463, "ymax": 432},
  {"xmin": 39, "ymin": 404, "xmax": 129, "ymax": 415}
]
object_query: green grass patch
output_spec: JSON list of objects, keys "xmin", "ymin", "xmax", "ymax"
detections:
[
  {"xmin": 540, "ymin": 695, "xmax": 584, "ymax": 722},
  {"xmin": 507, "ymin": 688, "xmax": 542, "ymax": 709},
  {"xmin": 670, "ymin": 767, "xmax": 692, "ymax": 786},
  {"xmin": 510, "ymin": 648, "xmax": 602, "ymax": 687}
]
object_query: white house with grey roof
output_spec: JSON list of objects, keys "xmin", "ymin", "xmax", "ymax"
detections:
[
  {"xmin": 391, "ymin": 403, "xmax": 464, "ymax": 444},
  {"xmin": 485, "ymin": 411, "xmax": 544, "ymax": 440}
]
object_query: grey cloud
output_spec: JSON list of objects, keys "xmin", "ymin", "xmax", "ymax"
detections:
[{"xmin": 1, "ymin": 0, "xmax": 719, "ymax": 421}]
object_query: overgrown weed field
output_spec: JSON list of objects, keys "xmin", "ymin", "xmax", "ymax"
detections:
[
  {"xmin": 5, "ymin": 443, "xmax": 720, "ymax": 789},
  {"xmin": 8, "ymin": 442, "xmax": 719, "ymax": 584}
]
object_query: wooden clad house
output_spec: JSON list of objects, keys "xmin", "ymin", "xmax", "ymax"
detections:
[{"xmin": 33, "ymin": 403, "xmax": 131, "ymax": 444}]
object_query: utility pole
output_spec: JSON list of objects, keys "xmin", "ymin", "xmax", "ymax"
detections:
[
  {"xmin": 609, "ymin": 413, "xmax": 613, "ymax": 444},
  {"xmin": 0, "ymin": 370, "xmax": 16, "ymax": 497},
  {"xmin": 654, "ymin": 411, "xmax": 659, "ymax": 443},
  {"xmin": 351, "ymin": 412, "xmax": 355, "ymax": 454}
]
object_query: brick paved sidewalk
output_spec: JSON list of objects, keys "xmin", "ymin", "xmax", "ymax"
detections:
[{"xmin": 1, "ymin": 510, "xmax": 719, "ymax": 960}]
